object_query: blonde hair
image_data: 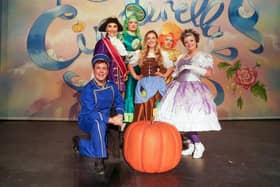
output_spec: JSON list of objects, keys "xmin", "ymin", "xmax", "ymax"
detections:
[{"xmin": 138, "ymin": 30, "xmax": 163, "ymax": 66}]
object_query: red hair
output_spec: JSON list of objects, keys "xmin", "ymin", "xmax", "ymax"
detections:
[{"xmin": 158, "ymin": 32, "xmax": 178, "ymax": 49}]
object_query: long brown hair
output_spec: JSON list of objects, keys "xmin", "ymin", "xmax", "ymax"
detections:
[{"xmin": 138, "ymin": 30, "xmax": 163, "ymax": 66}]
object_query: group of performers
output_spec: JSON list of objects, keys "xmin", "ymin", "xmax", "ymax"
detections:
[{"xmin": 72, "ymin": 5, "xmax": 221, "ymax": 175}]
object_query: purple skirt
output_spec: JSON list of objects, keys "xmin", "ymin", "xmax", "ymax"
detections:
[{"xmin": 155, "ymin": 80, "xmax": 221, "ymax": 132}]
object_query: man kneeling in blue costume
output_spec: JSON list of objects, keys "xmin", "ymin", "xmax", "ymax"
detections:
[{"xmin": 72, "ymin": 53, "xmax": 124, "ymax": 175}]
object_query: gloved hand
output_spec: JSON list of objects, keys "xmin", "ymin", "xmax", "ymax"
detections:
[{"xmin": 178, "ymin": 64, "xmax": 207, "ymax": 76}]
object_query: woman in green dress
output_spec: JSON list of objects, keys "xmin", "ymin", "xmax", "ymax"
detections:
[{"xmin": 122, "ymin": 15, "xmax": 143, "ymax": 123}]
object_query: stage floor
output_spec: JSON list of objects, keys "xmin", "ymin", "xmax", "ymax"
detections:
[{"xmin": 0, "ymin": 120, "xmax": 279, "ymax": 187}]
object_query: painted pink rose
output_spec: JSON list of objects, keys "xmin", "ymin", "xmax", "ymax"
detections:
[{"xmin": 234, "ymin": 67, "xmax": 257, "ymax": 89}]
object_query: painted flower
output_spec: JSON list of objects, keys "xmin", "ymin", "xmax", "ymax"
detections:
[
  {"xmin": 233, "ymin": 67, "xmax": 257, "ymax": 89},
  {"xmin": 218, "ymin": 60, "xmax": 267, "ymax": 109}
]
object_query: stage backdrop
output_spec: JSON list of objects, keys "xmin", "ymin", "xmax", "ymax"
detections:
[{"xmin": 0, "ymin": 0, "xmax": 279, "ymax": 120}]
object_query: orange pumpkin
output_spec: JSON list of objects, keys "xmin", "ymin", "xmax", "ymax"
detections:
[
  {"xmin": 72, "ymin": 21, "xmax": 85, "ymax": 33},
  {"xmin": 123, "ymin": 120, "xmax": 182, "ymax": 173}
]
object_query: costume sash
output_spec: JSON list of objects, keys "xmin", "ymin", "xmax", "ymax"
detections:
[{"xmin": 102, "ymin": 37, "xmax": 127, "ymax": 77}]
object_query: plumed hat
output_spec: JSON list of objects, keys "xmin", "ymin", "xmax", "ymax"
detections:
[
  {"xmin": 91, "ymin": 54, "xmax": 110, "ymax": 66},
  {"xmin": 98, "ymin": 17, "xmax": 123, "ymax": 32}
]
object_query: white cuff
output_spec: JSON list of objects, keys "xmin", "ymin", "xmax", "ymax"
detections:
[
  {"xmin": 178, "ymin": 65, "xmax": 207, "ymax": 76},
  {"xmin": 191, "ymin": 66, "xmax": 207, "ymax": 76},
  {"xmin": 172, "ymin": 71, "xmax": 177, "ymax": 78},
  {"xmin": 178, "ymin": 65, "xmax": 192, "ymax": 73}
]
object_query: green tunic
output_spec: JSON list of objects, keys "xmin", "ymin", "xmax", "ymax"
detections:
[{"xmin": 122, "ymin": 33, "xmax": 141, "ymax": 123}]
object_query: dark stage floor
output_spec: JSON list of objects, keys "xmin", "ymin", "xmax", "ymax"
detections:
[{"xmin": 0, "ymin": 120, "xmax": 279, "ymax": 187}]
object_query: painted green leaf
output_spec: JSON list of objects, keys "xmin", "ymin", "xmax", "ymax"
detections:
[
  {"xmin": 218, "ymin": 62, "xmax": 231, "ymax": 69},
  {"xmin": 233, "ymin": 60, "xmax": 241, "ymax": 69},
  {"xmin": 250, "ymin": 81, "xmax": 268, "ymax": 101},
  {"xmin": 226, "ymin": 60, "xmax": 241, "ymax": 79},
  {"xmin": 226, "ymin": 66, "xmax": 238, "ymax": 79},
  {"xmin": 237, "ymin": 96, "xmax": 243, "ymax": 109}
]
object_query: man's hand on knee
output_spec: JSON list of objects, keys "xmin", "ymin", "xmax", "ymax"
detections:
[{"xmin": 108, "ymin": 114, "xmax": 123, "ymax": 126}]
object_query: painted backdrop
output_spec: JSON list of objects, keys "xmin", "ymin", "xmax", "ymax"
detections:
[{"xmin": 0, "ymin": 0, "xmax": 279, "ymax": 120}]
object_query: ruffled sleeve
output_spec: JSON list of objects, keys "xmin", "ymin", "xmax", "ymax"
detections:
[
  {"xmin": 109, "ymin": 36, "xmax": 128, "ymax": 56},
  {"xmin": 161, "ymin": 51, "xmax": 174, "ymax": 68},
  {"xmin": 192, "ymin": 51, "xmax": 213, "ymax": 69},
  {"xmin": 127, "ymin": 50, "xmax": 140, "ymax": 67},
  {"xmin": 171, "ymin": 53, "xmax": 184, "ymax": 78}
]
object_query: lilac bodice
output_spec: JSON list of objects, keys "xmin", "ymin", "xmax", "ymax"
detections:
[{"xmin": 176, "ymin": 58, "xmax": 196, "ymax": 82}]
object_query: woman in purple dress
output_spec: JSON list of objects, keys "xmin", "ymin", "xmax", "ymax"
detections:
[{"xmin": 155, "ymin": 29, "xmax": 221, "ymax": 159}]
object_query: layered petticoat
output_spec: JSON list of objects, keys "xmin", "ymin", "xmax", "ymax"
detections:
[{"xmin": 155, "ymin": 80, "xmax": 221, "ymax": 132}]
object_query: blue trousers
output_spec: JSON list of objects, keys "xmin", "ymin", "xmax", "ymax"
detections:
[{"xmin": 78, "ymin": 118, "xmax": 107, "ymax": 158}]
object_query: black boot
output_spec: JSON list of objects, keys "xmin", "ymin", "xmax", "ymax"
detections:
[
  {"xmin": 181, "ymin": 132, "xmax": 189, "ymax": 149},
  {"xmin": 72, "ymin": 136, "xmax": 80, "ymax": 153},
  {"xmin": 95, "ymin": 158, "xmax": 105, "ymax": 175}
]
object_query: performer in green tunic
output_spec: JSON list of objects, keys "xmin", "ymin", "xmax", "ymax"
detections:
[{"xmin": 122, "ymin": 9, "xmax": 145, "ymax": 123}]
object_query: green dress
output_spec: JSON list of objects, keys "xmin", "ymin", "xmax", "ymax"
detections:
[{"xmin": 122, "ymin": 33, "xmax": 141, "ymax": 123}]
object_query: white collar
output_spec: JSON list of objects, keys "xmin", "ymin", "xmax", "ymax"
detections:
[{"xmin": 108, "ymin": 36, "xmax": 128, "ymax": 56}]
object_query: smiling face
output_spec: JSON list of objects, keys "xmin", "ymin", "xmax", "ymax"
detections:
[
  {"xmin": 105, "ymin": 22, "xmax": 118, "ymax": 37},
  {"xmin": 163, "ymin": 35, "xmax": 174, "ymax": 49},
  {"xmin": 183, "ymin": 34, "xmax": 197, "ymax": 53},
  {"xmin": 146, "ymin": 32, "xmax": 158, "ymax": 49},
  {"xmin": 127, "ymin": 17, "xmax": 138, "ymax": 33},
  {"xmin": 93, "ymin": 61, "xmax": 109, "ymax": 83}
]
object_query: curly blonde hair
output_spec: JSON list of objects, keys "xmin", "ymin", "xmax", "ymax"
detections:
[{"xmin": 138, "ymin": 30, "xmax": 163, "ymax": 66}]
